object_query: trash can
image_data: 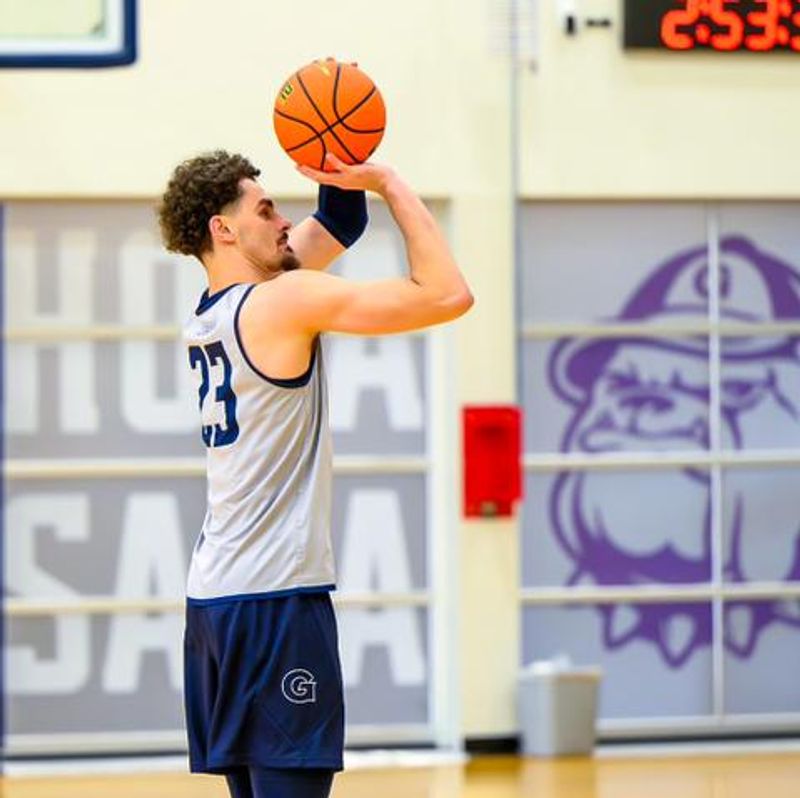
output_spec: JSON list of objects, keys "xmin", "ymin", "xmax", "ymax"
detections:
[{"xmin": 518, "ymin": 656, "xmax": 602, "ymax": 756}]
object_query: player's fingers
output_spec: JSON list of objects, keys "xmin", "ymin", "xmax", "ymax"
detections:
[
  {"xmin": 296, "ymin": 164, "xmax": 326, "ymax": 181},
  {"xmin": 324, "ymin": 153, "xmax": 349, "ymax": 172},
  {"xmin": 323, "ymin": 55, "xmax": 357, "ymax": 67},
  {"xmin": 296, "ymin": 163, "xmax": 347, "ymax": 186},
  {"xmin": 296, "ymin": 164, "xmax": 324, "ymax": 181}
]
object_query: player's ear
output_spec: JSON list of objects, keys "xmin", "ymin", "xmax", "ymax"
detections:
[{"xmin": 209, "ymin": 215, "xmax": 235, "ymax": 244}]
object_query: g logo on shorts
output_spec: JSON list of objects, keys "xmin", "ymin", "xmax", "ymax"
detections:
[{"xmin": 281, "ymin": 668, "xmax": 317, "ymax": 704}]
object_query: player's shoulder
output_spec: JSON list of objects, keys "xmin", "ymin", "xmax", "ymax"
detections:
[
  {"xmin": 253, "ymin": 269, "xmax": 325, "ymax": 293},
  {"xmin": 249, "ymin": 269, "xmax": 347, "ymax": 309},
  {"xmin": 242, "ymin": 270, "xmax": 346, "ymax": 333}
]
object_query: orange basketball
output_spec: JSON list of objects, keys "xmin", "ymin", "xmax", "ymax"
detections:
[{"xmin": 273, "ymin": 58, "xmax": 386, "ymax": 172}]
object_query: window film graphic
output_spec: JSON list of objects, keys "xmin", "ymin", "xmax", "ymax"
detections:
[
  {"xmin": 545, "ymin": 236, "xmax": 800, "ymax": 666},
  {"xmin": 522, "ymin": 603, "xmax": 714, "ymax": 718},
  {"xmin": 520, "ymin": 203, "xmax": 800, "ymax": 723}
]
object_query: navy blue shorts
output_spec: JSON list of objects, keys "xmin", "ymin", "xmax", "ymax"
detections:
[{"xmin": 184, "ymin": 591, "xmax": 344, "ymax": 774}]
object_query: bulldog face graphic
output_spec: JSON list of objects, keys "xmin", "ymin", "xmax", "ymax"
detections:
[{"xmin": 547, "ymin": 236, "xmax": 800, "ymax": 667}]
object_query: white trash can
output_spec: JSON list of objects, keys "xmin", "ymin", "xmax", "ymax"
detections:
[{"xmin": 518, "ymin": 657, "xmax": 602, "ymax": 756}]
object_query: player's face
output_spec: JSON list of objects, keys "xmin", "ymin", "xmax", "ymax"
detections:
[{"xmin": 228, "ymin": 179, "xmax": 300, "ymax": 275}]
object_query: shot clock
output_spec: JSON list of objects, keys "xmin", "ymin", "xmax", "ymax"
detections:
[{"xmin": 624, "ymin": 0, "xmax": 800, "ymax": 52}]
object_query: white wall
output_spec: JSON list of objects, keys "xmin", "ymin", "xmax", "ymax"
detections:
[
  {"xmin": 0, "ymin": 0, "xmax": 461, "ymax": 197},
  {"xmin": 521, "ymin": 0, "xmax": 800, "ymax": 198}
]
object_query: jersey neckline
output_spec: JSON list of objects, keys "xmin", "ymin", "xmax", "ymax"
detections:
[{"xmin": 196, "ymin": 282, "xmax": 245, "ymax": 315}]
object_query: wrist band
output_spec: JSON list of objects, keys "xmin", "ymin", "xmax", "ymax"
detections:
[{"xmin": 313, "ymin": 185, "xmax": 368, "ymax": 247}]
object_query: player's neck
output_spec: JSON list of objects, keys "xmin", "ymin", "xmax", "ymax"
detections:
[{"xmin": 202, "ymin": 251, "xmax": 265, "ymax": 295}]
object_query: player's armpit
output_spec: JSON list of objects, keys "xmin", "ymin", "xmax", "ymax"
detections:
[
  {"xmin": 259, "ymin": 269, "xmax": 473, "ymax": 336},
  {"xmin": 287, "ymin": 216, "xmax": 346, "ymax": 271}
]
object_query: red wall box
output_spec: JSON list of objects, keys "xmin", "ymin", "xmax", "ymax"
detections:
[{"xmin": 462, "ymin": 405, "xmax": 523, "ymax": 518}]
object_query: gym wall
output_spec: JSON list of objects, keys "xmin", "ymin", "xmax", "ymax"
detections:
[{"xmin": 1, "ymin": 0, "xmax": 799, "ymax": 751}]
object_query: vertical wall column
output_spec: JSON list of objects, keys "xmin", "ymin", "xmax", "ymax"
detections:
[
  {"xmin": 452, "ymin": 191, "xmax": 518, "ymax": 739},
  {"xmin": 446, "ymin": 0, "xmax": 519, "ymax": 737}
]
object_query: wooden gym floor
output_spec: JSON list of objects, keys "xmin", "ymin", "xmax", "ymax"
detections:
[{"xmin": 3, "ymin": 751, "xmax": 800, "ymax": 798}]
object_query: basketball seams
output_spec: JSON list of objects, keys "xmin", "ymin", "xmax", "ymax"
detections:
[
  {"xmin": 282, "ymin": 93, "xmax": 384, "ymax": 153},
  {"xmin": 332, "ymin": 65, "xmax": 384, "ymax": 135},
  {"xmin": 285, "ymin": 137, "xmax": 327, "ymax": 170},
  {"xmin": 332, "ymin": 63, "xmax": 342, "ymax": 122},
  {"xmin": 297, "ymin": 69, "xmax": 360, "ymax": 164},
  {"xmin": 274, "ymin": 108, "xmax": 324, "ymax": 137},
  {"xmin": 296, "ymin": 68, "xmax": 335, "ymax": 128},
  {"xmin": 276, "ymin": 70, "xmax": 328, "ymax": 167},
  {"xmin": 334, "ymin": 87, "xmax": 383, "ymax": 134},
  {"xmin": 274, "ymin": 70, "xmax": 326, "ymax": 164},
  {"xmin": 274, "ymin": 59, "xmax": 385, "ymax": 170}
]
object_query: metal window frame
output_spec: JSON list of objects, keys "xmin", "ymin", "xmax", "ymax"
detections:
[{"xmin": 517, "ymin": 202, "xmax": 800, "ymax": 734}]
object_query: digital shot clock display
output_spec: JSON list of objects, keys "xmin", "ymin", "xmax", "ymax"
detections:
[{"xmin": 624, "ymin": 0, "xmax": 800, "ymax": 52}]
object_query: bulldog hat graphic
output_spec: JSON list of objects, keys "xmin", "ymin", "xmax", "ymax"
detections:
[{"xmin": 547, "ymin": 236, "xmax": 800, "ymax": 667}]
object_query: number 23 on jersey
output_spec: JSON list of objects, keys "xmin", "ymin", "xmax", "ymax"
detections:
[{"xmin": 188, "ymin": 341, "xmax": 240, "ymax": 447}]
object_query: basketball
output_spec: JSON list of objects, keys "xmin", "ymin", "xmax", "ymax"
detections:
[{"xmin": 273, "ymin": 58, "xmax": 386, "ymax": 171}]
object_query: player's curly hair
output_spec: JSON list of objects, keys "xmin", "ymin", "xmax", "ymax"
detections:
[{"xmin": 158, "ymin": 150, "xmax": 260, "ymax": 258}]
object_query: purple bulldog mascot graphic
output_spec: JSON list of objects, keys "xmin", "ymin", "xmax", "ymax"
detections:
[{"xmin": 547, "ymin": 236, "xmax": 800, "ymax": 667}]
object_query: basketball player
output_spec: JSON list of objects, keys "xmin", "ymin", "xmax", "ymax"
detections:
[{"xmin": 158, "ymin": 150, "xmax": 472, "ymax": 798}]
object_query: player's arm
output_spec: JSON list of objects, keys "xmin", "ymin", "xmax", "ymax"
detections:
[
  {"xmin": 287, "ymin": 186, "xmax": 368, "ymax": 271},
  {"xmin": 259, "ymin": 156, "xmax": 473, "ymax": 335}
]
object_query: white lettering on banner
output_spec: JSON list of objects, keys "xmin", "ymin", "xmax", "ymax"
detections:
[
  {"xmin": 119, "ymin": 231, "xmax": 197, "ymax": 432},
  {"xmin": 5, "ymin": 495, "xmax": 91, "ymax": 694},
  {"xmin": 6, "ymin": 227, "xmax": 99, "ymax": 433},
  {"xmin": 329, "ymin": 337, "xmax": 423, "ymax": 432},
  {"xmin": 337, "ymin": 489, "xmax": 426, "ymax": 686},
  {"xmin": 102, "ymin": 493, "xmax": 186, "ymax": 692}
]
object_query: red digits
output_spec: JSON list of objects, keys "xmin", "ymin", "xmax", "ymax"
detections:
[
  {"xmin": 709, "ymin": 0, "xmax": 745, "ymax": 49},
  {"xmin": 661, "ymin": 0, "xmax": 703, "ymax": 49},
  {"xmin": 747, "ymin": 0, "xmax": 780, "ymax": 50},
  {"xmin": 793, "ymin": 4, "xmax": 800, "ymax": 50}
]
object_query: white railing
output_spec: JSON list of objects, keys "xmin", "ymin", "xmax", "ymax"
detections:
[
  {"xmin": 5, "ymin": 455, "xmax": 428, "ymax": 479},
  {"xmin": 5, "ymin": 591, "xmax": 432, "ymax": 617},
  {"xmin": 519, "ymin": 581, "xmax": 800, "ymax": 604}
]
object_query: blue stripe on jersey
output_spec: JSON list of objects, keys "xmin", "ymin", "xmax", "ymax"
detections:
[
  {"xmin": 196, "ymin": 283, "xmax": 243, "ymax": 315},
  {"xmin": 186, "ymin": 584, "xmax": 336, "ymax": 607},
  {"xmin": 233, "ymin": 284, "xmax": 317, "ymax": 388}
]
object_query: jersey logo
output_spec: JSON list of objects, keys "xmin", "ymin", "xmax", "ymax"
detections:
[
  {"xmin": 188, "ymin": 341, "xmax": 239, "ymax": 447},
  {"xmin": 281, "ymin": 668, "xmax": 317, "ymax": 704}
]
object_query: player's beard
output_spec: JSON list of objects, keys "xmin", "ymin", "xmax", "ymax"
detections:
[
  {"xmin": 278, "ymin": 251, "xmax": 301, "ymax": 271},
  {"xmin": 257, "ymin": 250, "xmax": 301, "ymax": 279}
]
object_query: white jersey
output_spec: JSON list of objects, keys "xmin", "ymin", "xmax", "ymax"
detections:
[{"xmin": 182, "ymin": 282, "xmax": 335, "ymax": 602}]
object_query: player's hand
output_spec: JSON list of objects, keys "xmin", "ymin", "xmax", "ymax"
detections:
[{"xmin": 297, "ymin": 154, "xmax": 395, "ymax": 196}]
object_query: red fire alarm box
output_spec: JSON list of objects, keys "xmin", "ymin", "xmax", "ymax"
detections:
[{"xmin": 463, "ymin": 405, "xmax": 523, "ymax": 518}]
